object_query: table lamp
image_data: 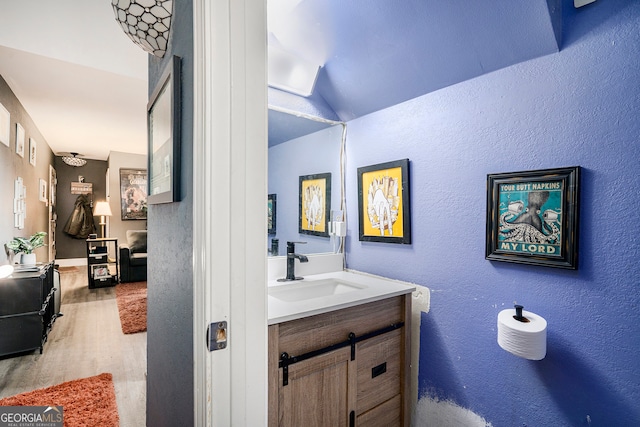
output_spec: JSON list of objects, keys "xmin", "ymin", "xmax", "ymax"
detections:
[{"xmin": 94, "ymin": 201, "xmax": 113, "ymax": 238}]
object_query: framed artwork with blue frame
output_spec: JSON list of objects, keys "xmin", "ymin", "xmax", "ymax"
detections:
[{"xmin": 485, "ymin": 166, "xmax": 580, "ymax": 269}]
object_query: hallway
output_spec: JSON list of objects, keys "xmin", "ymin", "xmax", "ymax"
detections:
[{"xmin": 0, "ymin": 267, "xmax": 146, "ymax": 426}]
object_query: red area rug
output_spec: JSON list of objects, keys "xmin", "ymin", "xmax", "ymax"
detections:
[
  {"xmin": 0, "ymin": 373, "xmax": 119, "ymax": 427},
  {"xmin": 115, "ymin": 281, "xmax": 147, "ymax": 334}
]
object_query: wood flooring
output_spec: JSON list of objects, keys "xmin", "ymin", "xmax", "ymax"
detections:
[{"xmin": 0, "ymin": 267, "xmax": 146, "ymax": 427}]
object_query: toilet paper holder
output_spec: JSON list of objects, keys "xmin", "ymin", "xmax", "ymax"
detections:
[
  {"xmin": 513, "ymin": 304, "xmax": 530, "ymax": 323},
  {"xmin": 497, "ymin": 303, "xmax": 547, "ymax": 360}
]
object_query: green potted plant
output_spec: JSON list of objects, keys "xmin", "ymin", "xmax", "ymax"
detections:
[{"xmin": 7, "ymin": 231, "xmax": 47, "ymax": 265}]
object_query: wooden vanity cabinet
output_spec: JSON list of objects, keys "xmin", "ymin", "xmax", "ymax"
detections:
[{"xmin": 268, "ymin": 295, "xmax": 411, "ymax": 427}]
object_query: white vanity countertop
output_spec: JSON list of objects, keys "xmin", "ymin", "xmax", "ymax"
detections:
[{"xmin": 267, "ymin": 270, "xmax": 416, "ymax": 325}]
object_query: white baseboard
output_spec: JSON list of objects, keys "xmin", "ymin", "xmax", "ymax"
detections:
[{"xmin": 55, "ymin": 258, "xmax": 87, "ymax": 267}]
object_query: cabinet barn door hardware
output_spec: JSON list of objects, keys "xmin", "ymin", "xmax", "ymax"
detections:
[{"xmin": 278, "ymin": 322, "xmax": 404, "ymax": 387}]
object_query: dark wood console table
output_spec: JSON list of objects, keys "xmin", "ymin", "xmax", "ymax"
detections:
[{"xmin": 0, "ymin": 262, "xmax": 56, "ymax": 357}]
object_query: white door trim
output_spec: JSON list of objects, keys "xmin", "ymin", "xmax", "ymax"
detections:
[{"xmin": 193, "ymin": 0, "xmax": 267, "ymax": 425}]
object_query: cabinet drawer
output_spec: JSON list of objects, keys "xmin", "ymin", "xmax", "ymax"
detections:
[
  {"xmin": 356, "ymin": 328, "xmax": 402, "ymax": 413},
  {"xmin": 90, "ymin": 276, "xmax": 115, "ymax": 289},
  {"xmin": 0, "ymin": 280, "xmax": 43, "ymax": 315},
  {"xmin": 0, "ymin": 313, "xmax": 43, "ymax": 356},
  {"xmin": 89, "ymin": 254, "xmax": 108, "ymax": 264},
  {"xmin": 357, "ymin": 394, "xmax": 401, "ymax": 427},
  {"xmin": 277, "ymin": 296, "xmax": 404, "ymax": 356}
]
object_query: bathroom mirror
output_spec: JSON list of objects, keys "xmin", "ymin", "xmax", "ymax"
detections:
[{"xmin": 268, "ymin": 107, "xmax": 345, "ymax": 256}]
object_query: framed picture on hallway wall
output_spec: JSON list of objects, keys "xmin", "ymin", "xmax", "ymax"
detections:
[
  {"xmin": 357, "ymin": 159, "xmax": 411, "ymax": 244},
  {"xmin": 0, "ymin": 102, "xmax": 10, "ymax": 147},
  {"xmin": 29, "ymin": 138, "xmax": 36, "ymax": 166},
  {"xmin": 299, "ymin": 173, "xmax": 331, "ymax": 237},
  {"xmin": 15, "ymin": 123, "xmax": 25, "ymax": 157},
  {"xmin": 120, "ymin": 168, "xmax": 148, "ymax": 220},
  {"xmin": 485, "ymin": 166, "xmax": 581, "ymax": 269},
  {"xmin": 39, "ymin": 179, "xmax": 47, "ymax": 204},
  {"xmin": 147, "ymin": 55, "xmax": 181, "ymax": 204}
]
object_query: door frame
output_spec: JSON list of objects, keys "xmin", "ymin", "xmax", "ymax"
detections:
[
  {"xmin": 193, "ymin": 0, "xmax": 268, "ymax": 425},
  {"xmin": 48, "ymin": 165, "xmax": 57, "ymax": 262}
]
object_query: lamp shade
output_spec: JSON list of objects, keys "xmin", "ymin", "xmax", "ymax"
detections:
[
  {"xmin": 94, "ymin": 201, "xmax": 113, "ymax": 217},
  {"xmin": 111, "ymin": 0, "xmax": 173, "ymax": 58}
]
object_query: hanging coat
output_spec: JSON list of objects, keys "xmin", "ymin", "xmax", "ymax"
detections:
[{"xmin": 63, "ymin": 194, "xmax": 97, "ymax": 239}]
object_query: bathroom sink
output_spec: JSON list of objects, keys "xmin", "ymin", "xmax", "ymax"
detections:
[{"xmin": 269, "ymin": 278, "xmax": 366, "ymax": 302}]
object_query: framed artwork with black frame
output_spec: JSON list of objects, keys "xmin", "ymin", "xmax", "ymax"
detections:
[
  {"xmin": 485, "ymin": 166, "xmax": 580, "ymax": 269},
  {"xmin": 120, "ymin": 168, "xmax": 148, "ymax": 220},
  {"xmin": 299, "ymin": 173, "xmax": 331, "ymax": 237},
  {"xmin": 357, "ymin": 158, "xmax": 411, "ymax": 244},
  {"xmin": 268, "ymin": 193, "xmax": 277, "ymax": 235},
  {"xmin": 147, "ymin": 55, "xmax": 181, "ymax": 204}
]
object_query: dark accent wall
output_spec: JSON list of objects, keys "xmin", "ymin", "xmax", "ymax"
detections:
[
  {"xmin": 0, "ymin": 76, "xmax": 54, "ymax": 264},
  {"xmin": 54, "ymin": 158, "xmax": 107, "ymax": 259},
  {"xmin": 146, "ymin": 0, "xmax": 194, "ymax": 425}
]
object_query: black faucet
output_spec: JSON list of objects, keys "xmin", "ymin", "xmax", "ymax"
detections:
[{"xmin": 278, "ymin": 241, "xmax": 308, "ymax": 282}]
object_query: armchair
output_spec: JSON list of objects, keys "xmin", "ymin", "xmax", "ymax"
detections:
[{"xmin": 119, "ymin": 230, "xmax": 147, "ymax": 283}]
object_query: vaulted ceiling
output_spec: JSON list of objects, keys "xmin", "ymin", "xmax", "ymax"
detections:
[{"xmin": 0, "ymin": 0, "xmax": 561, "ymax": 158}]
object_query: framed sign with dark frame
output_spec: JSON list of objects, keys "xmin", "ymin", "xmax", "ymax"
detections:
[
  {"xmin": 268, "ymin": 193, "xmax": 277, "ymax": 235},
  {"xmin": 485, "ymin": 166, "xmax": 581, "ymax": 269},
  {"xmin": 299, "ymin": 173, "xmax": 331, "ymax": 237},
  {"xmin": 120, "ymin": 168, "xmax": 148, "ymax": 220},
  {"xmin": 147, "ymin": 55, "xmax": 181, "ymax": 204},
  {"xmin": 357, "ymin": 159, "xmax": 411, "ymax": 244}
]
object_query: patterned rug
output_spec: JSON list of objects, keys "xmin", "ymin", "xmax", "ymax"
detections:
[
  {"xmin": 0, "ymin": 373, "xmax": 119, "ymax": 427},
  {"xmin": 115, "ymin": 281, "xmax": 147, "ymax": 334}
]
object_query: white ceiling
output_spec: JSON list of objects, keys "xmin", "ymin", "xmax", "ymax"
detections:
[
  {"xmin": 0, "ymin": 0, "xmax": 148, "ymax": 161},
  {"xmin": 0, "ymin": 0, "xmax": 560, "ymax": 159}
]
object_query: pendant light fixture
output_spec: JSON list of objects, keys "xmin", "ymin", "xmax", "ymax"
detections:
[
  {"xmin": 111, "ymin": 0, "xmax": 174, "ymax": 58},
  {"xmin": 61, "ymin": 152, "xmax": 87, "ymax": 167}
]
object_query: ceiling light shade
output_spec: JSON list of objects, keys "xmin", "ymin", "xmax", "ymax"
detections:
[
  {"xmin": 111, "ymin": 0, "xmax": 173, "ymax": 58},
  {"xmin": 268, "ymin": 45, "xmax": 320, "ymax": 97},
  {"xmin": 61, "ymin": 153, "xmax": 87, "ymax": 167},
  {"xmin": 94, "ymin": 201, "xmax": 113, "ymax": 217}
]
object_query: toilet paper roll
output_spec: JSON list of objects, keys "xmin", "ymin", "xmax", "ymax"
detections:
[{"xmin": 497, "ymin": 308, "xmax": 547, "ymax": 360}]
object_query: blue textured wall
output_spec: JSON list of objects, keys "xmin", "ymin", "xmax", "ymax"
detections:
[{"xmin": 344, "ymin": 2, "xmax": 640, "ymax": 426}]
